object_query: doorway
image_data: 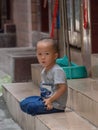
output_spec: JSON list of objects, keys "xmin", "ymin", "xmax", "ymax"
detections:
[{"xmin": 40, "ymin": 0, "xmax": 49, "ymax": 32}]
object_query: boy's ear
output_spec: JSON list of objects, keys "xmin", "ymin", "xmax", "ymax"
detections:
[{"xmin": 55, "ymin": 53, "xmax": 58, "ymax": 59}]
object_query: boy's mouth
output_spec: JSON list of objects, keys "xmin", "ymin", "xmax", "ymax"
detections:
[{"xmin": 42, "ymin": 61, "xmax": 45, "ymax": 64}]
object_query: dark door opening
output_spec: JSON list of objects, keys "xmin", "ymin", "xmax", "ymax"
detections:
[
  {"xmin": 91, "ymin": 0, "xmax": 98, "ymax": 53},
  {"xmin": 40, "ymin": 0, "xmax": 49, "ymax": 32}
]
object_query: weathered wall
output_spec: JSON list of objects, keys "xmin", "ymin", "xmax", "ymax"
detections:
[{"xmin": 0, "ymin": 34, "xmax": 16, "ymax": 47}]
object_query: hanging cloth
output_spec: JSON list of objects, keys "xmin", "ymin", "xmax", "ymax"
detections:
[{"xmin": 83, "ymin": 0, "xmax": 88, "ymax": 29}]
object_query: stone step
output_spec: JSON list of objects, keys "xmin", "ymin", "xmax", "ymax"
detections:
[
  {"xmin": 31, "ymin": 64, "xmax": 42, "ymax": 86},
  {"xmin": 2, "ymin": 82, "xmax": 97, "ymax": 130},
  {"xmin": 67, "ymin": 78, "xmax": 98, "ymax": 127},
  {"xmin": 2, "ymin": 82, "xmax": 39, "ymax": 130}
]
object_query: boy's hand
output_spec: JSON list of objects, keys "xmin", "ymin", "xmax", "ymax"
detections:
[
  {"xmin": 43, "ymin": 98, "xmax": 53, "ymax": 110},
  {"xmin": 43, "ymin": 84, "xmax": 67, "ymax": 110}
]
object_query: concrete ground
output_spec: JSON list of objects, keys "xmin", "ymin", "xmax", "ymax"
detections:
[{"xmin": 0, "ymin": 95, "xmax": 22, "ymax": 130}]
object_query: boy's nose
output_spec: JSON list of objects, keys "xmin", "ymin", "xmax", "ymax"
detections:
[{"xmin": 41, "ymin": 55, "xmax": 45, "ymax": 59}]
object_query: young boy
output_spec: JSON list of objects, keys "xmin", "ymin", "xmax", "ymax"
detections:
[{"xmin": 20, "ymin": 38, "xmax": 68, "ymax": 115}]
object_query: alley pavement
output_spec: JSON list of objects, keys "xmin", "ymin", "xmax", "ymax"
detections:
[{"xmin": 0, "ymin": 95, "xmax": 22, "ymax": 130}]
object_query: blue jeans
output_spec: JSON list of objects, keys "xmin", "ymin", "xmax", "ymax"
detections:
[{"xmin": 20, "ymin": 96, "xmax": 64, "ymax": 116}]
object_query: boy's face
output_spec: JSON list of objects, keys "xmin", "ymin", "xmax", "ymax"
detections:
[{"xmin": 36, "ymin": 41, "xmax": 58, "ymax": 70}]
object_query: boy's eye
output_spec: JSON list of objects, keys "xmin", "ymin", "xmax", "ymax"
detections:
[
  {"xmin": 38, "ymin": 53, "xmax": 42, "ymax": 55},
  {"xmin": 45, "ymin": 52, "xmax": 49, "ymax": 55}
]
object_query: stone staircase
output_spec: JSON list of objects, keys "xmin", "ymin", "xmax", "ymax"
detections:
[
  {"xmin": 67, "ymin": 78, "xmax": 98, "ymax": 127},
  {"xmin": 2, "ymin": 82, "xmax": 97, "ymax": 130},
  {"xmin": 1, "ymin": 63, "xmax": 98, "ymax": 130}
]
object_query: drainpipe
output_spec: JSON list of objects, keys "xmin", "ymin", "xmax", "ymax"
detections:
[{"xmin": 64, "ymin": 0, "xmax": 71, "ymax": 66}]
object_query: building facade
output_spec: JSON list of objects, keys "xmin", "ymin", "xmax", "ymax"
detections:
[{"xmin": 0, "ymin": 0, "xmax": 98, "ymax": 77}]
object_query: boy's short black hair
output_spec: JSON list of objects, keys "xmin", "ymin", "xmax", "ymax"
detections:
[{"xmin": 37, "ymin": 37, "xmax": 59, "ymax": 53}]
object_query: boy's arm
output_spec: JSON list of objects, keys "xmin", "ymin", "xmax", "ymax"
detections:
[{"xmin": 44, "ymin": 84, "xmax": 67, "ymax": 110}]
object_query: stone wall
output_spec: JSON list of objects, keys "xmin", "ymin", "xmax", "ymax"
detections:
[{"xmin": 13, "ymin": 0, "xmax": 32, "ymax": 47}]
